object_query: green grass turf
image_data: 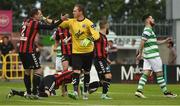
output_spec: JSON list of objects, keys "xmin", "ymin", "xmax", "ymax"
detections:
[{"xmin": 0, "ymin": 81, "xmax": 179, "ymax": 105}]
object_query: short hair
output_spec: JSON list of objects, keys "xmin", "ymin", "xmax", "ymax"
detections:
[
  {"xmin": 99, "ymin": 20, "xmax": 108, "ymax": 29},
  {"xmin": 142, "ymin": 13, "xmax": 151, "ymax": 22},
  {"xmin": 108, "ymin": 40, "xmax": 113, "ymax": 43},
  {"xmin": 29, "ymin": 8, "xmax": 40, "ymax": 17},
  {"xmin": 74, "ymin": 4, "xmax": 85, "ymax": 14}
]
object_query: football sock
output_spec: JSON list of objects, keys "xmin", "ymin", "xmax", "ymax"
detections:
[
  {"xmin": 137, "ymin": 74, "xmax": 148, "ymax": 91},
  {"xmin": 32, "ymin": 74, "xmax": 42, "ymax": 95},
  {"xmin": 102, "ymin": 78, "xmax": 111, "ymax": 94},
  {"xmin": 84, "ymin": 73, "xmax": 90, "ymax": 93},
  {"xmin": 157, "ymin": 76, "xmax": 167, "ymax": 93},
  {"xmin": 24, "ymin": 74, "xmax": 31, "ymax": 94},
  {"xmin": 72, "ymin": 73, "xmax": 80, "ymax": 92}
]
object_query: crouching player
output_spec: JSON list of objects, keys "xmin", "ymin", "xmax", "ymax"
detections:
[
  {"xmin": 88, "ymin": 20, "xmax": 112, "ymax": 99},
  {"xmin": 7, "ymin": 70, "xmax": 73, "ymax": 99}
]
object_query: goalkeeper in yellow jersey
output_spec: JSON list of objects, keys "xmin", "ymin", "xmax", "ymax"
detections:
[{"xmin": 54, "ymin": 4, "xmax": 99, "ymax": 100}]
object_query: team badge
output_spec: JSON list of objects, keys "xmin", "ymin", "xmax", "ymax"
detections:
[
  {"xmin": 91, "ymin": 24, "xmax": 96, "ymax": 28},
  {"xmin": 82, "ymin": 24, "xmax": 86, "ymax": 28}
]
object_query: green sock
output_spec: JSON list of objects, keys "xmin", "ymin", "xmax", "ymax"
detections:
[
  {"xmin": 137, "ymin": 74, "xmax": 148, "ymax": 91},
  {"xmin": 157, "ymin": 76, "xmax": 167, "ymax": 93}
]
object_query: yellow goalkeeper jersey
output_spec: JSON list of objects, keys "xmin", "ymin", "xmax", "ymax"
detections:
[{"xmin": 59, "ymin": 18, "xmax": 99, "ymax": 54}]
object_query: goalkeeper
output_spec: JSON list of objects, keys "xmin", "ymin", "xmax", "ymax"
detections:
[{"xmin": 45, "ymin": 4, "xmax": 99, "ymax": 100}]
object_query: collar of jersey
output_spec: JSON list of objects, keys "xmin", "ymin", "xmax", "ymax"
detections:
[{"xmin": 77, "ymin": 17, "xmax": 85, "ymax": 22}]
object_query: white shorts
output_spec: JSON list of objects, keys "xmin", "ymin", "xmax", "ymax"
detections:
[
  {"xmin": 56, "ymin": 57, "xmax": 63, "ymax": 71},
  {"xmin": 143, "ymin": 57, "xmax": 162, "ymax": 72}
]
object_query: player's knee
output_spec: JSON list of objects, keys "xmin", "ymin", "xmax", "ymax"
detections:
[
  {"xmin": 143, "ymin": 70, "xmax": 151, "ymax": 76},
  {"xmin": 155, "ymin": 71, "xmax": 163, "ymax": 77},
  {"xmin": 24, "ymin": 69, "xmax": 31, "ymax": 75},
  {"xmin": 34, "ymin": 68, "xmax": 43, "ymax": 75},
  {"xmin": 105, "ymin": 73, "xmax": 112, "ymax": 79}
]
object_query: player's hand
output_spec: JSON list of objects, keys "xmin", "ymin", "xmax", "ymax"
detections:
[
  {"xmin": 166, "ymin": 37, "xmax": 172, "ymax": 43},
  {"xmin": 136, "ymin": 53, "xmax": 142, "ymax": 62},
  {"xmin": 81, "ymin": 38, "xmax": 91, "ymax": 47}
]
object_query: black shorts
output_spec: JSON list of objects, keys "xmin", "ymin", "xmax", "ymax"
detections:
[
  {"xmin": 61, "ymin": 54, "xmax": 72, "ymax": 66},
  {"xmin": 39, "ymin": 75, "xmax": 56, "ymax": 93},
  {"xmin": 19, "ymin": 53, "xmax": 41, "ymax": 69},
  {"xmin": 72, "ymin": 52, "xmax": 93, "ymax": 72},
  {"xmin": 94, "ymin": 58, "xmax": 111, "ymax": 74}
]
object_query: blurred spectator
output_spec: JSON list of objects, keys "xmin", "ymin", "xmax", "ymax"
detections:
[
  {"xmin": 0, "ymin": 36, "xmax": 15, "ymax": 80},
  {"xmin": 108, "ymin": 40, "xmax": 118, "ymax": 64},
  {"xmin": 0, "ymin": 36, "xmax": 15, "ymax": 56},
  {"xmin": 167, "ymin": 41, "xmax": 177, "ymax": 65}
]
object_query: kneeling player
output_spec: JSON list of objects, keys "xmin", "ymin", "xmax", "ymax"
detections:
[{"xmin": 7, "ymin": 70, "xmax": 73, "ymax": 99}]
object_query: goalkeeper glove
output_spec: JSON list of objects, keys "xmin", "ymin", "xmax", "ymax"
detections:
[{"xmin": 81, "ymin": 38, "xmax": 91, "ymax": 47}]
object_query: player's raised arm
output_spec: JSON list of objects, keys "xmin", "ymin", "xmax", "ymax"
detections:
[{"xmin": 38, "ymin": 19, "xmax": 62, "ymax": 30}]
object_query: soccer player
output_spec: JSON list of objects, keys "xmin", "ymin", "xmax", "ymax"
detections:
[
  {"xmin": 46, "ymin": 4, "xmax": 99, "ymax": 100},
  {"xmin": 88, "ymin": 20, "xmax": 112, "ymax": 99},
  {"xmin": 7, "ymin": 70, "xmax": 73, "ymax": 99},
  {"xmin": 135, "ymin": 13, "xmax": 177, "ymax": 98},
  {"xmin": 59, "ymin": 4, "xmax": 100, "ymax": 100},
  {"xmin": 19, "ymin": 8, "xmax": 61, "ymax": 99}
]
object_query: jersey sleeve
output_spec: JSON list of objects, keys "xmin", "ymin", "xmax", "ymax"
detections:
[
  {"xmin": 88, "ymin": 21, "xmax": 99, "ymax": 41},
  {"xmin": 142, "ymin": 29, "xmax": 151, "ymax": 41},
  {"xmin": 58, "ymin": 19, "xmax": 70, "ymax": 29}
]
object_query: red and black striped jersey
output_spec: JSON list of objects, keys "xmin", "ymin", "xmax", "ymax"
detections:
[
  {"xmin": 55, "ymin": 27, "xmax": 72, "ymax": 55},
  {"xmin": 19, "ymin": 18, "xmax": 61, "ymax": 53},
  {"xmin": 19, "ymin": 18, "xmax": 39, "ymax": 53},
  {"xmin": 54, "ymin": 70, "xmax": 73, "ymax": 89},
  {"xmin": 94, "ymin": 32, "xmax": 108, "ymax": 58}
]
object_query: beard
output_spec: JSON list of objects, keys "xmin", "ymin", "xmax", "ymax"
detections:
[
  {"xmin": 150, "ymin": 21, "xmax": 155, "ymax": 27},
  {"xmin": 106, "ymin": 29, "xmax": 109, "ymax": 35}
]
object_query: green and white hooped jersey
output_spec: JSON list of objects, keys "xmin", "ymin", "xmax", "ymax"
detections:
[{"xmin": 142, "ymin": 27, "xmax": 160, "ymax": 59}]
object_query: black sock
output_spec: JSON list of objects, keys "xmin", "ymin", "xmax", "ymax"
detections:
[
  {"xmin": 32, "ymin": 74, "xmax": 42, "ymax": 95},
  {"xmin": 12, "ymin": 89, "xmax": 25, "ymax": 97},
  {"xmin": 24, "ymin": 74, "xmax": 31, "ymax": 94},
  {"xmin": 72, "ymin": 73, "xmax": 80, "ymax": 92},
  {"xmin": 102, "ymin": 78, "xmax": 111, "ymax": 94},
  {"xmin": 89, "ymin": 81, "xmax": 100, "ymax": 90},
  {"xmin": 84, "ymin": 73, "xmax": 90, "ymax": 93}
]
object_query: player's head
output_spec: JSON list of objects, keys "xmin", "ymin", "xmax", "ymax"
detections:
[
  {"xmin": 73, "ymin": 4, "xmax": 84, "ymax": 18},
  {"xmin": 108, "ymin": 40, "xmax": 114, "ymax": 47},
  {"xmin": 30, "ymin": 8, "xmax": 42, "ymax": 21},
  {"xmin": 2, "ymin": 36, "xmax": 9, "ymax": 44},
  {"xmin": 142, "ymin": 13, "xmax": 155, "ymax": 27},
  {"xmin": 99, "ymin": 20, "xmax": 109, "ymax": 35}
]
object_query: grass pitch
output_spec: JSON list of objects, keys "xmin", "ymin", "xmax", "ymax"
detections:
[{"xmin": 0, "ymin": 81, "xmax": 179, "ymax": 105}]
